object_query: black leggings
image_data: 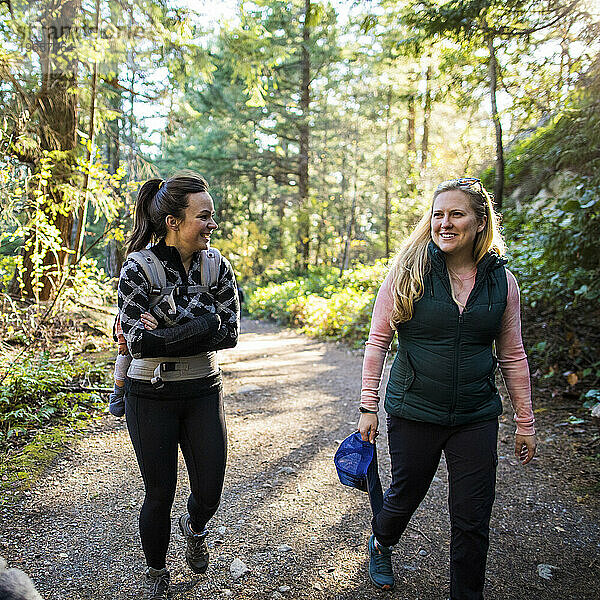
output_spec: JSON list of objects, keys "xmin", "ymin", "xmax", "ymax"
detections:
[
  {"xmin": 373, "ymin": 416, "xmax": 498, "ymax": 600},
  {"xmin": 125, "ymin": 373, "xmax": 226, "ymax": 570}
]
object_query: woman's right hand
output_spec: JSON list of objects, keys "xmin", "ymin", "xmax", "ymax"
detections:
[
  {"xmin": 141, "ymin": 312, "xmax": 158, "ymax": 330},
  {"xmin": 358, "ymin": 412, "xmax": 379, "ymax": 444}
]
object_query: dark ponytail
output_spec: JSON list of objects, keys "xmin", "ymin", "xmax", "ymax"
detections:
[{"xmin": 127, "ymin": 172, "xmax": 209, "ymax": 254}]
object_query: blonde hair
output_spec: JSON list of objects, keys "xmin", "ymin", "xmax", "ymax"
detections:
[{"xmin": 388, "ymin": 180, "xmax": 505, "ymax": 326}]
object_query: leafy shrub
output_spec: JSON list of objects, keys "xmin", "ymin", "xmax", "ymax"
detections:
[
  {"xmin": 246, "ymin": 265, "xmax": 346, "ymax": 322},
  {"xmin": 65, "ymin": 256, "xmax": 116, "ymax": 307},
  {"xmin": 0, "ymin": 255, "xmax": 18, "ymax": 290},
  {"xmin": 504, "ymin": 176, "xmax": 600, "ymax": 310},
  {"xmin": 247, "ymin": 279, "xmax": 311, "ymax": 323},
  {"xmin": 0, "ymin": 353, "xmax": 106, "ymax": 447},
  {"xmin": 250, "ymin": 263, "xmax": 340, "ymax": 290},
  {"xmin": 247, "ymin": 260, "xmax": 389, "ymax": 346},
  {"xmin": 288, "ymin": 288, "xmax": 375, "ymax": 346},
  {"xmin": 338, "ymin": 260, "xmax": 389, "ymax": 294}
]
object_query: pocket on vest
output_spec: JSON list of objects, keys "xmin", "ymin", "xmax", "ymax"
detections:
[{"xmin": 388, "ymin": 350, "xmax": 415, "ymax": 396}]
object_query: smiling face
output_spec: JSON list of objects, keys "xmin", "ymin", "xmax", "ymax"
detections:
[
  {"xmin": 166, "ymin": 191, "xmax": 218, "ymax": 259},
  {"xmin": 430, "ymin": 190, "xmax": 486, "ymax": 263}
]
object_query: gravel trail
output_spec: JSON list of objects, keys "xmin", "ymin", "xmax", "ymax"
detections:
[{"xmin": 1, "ymin": 319, "xmax": 598, "ymax": 599}]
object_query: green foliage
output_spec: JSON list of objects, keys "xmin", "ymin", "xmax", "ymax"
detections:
[
  {"xmin": 65, "ymin": 256, "xmax": 116, "ymax": 307},
  {"xmin": 0, "ymin": 425, "xmax": 75, "ymax": 494},
  {"xmin": 0, "ymin": 255, "xmax": 18, "ymax": 289},
  {"xmin": 247, "ymin": 260, "xmax": 388, "ymax": 345},
  {"xmin": 582, "ymin": 389, "xmax": 600, "ymax": 409},
  {"xmin": 247, "ymin": 269, "xmax": 336, "ymax": 323},
  {"xmin": 288, "ymin": 288, "xmax": 374, "ymax": 344},
  {"xmin": 0, "ymin": 353, "xmax": 106, "ymax": 448},
  {"xmin": 252, "ymin": 263, "xmax": 341, "ymax": 291},
  {"xmin": 492, "ymin": 77, "xmax": 600, "ymax": 410},
  {"xmin": 504, "ymin": 178, "xmax": 600, "ymax": 309},
  {"xmin": 337, "ymin": 261, "xmax": 389, "ymax": 294},
  {"xmin": 499, "ymin": 79, "xmax": 600, "ymax": 311}
]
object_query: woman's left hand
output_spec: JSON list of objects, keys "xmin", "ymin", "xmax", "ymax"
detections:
[
  {"xmin": 141, "ymin": 312, "xmax": 158, "ymax": 330},
  {"xmin": 515, "ymin": 433, "xmax": 537, "ymax": 465}
]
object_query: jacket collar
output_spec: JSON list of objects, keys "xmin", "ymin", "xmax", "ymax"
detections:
[
  {"xmin": 151, "ymin": 238, "xmax": 200, "ymax": 281},
  {"xmin": 427, "ymin": 241, "xmax": 506, "ymax": 279}
]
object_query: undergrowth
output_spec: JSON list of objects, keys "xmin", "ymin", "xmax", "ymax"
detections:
[
  {"xmin": 0, "ymin": 352, "xmax": 107, "ymax": 449},
  {"xmin": 247, "ymin": 261, "xmax": 389, "ymax": 347}
]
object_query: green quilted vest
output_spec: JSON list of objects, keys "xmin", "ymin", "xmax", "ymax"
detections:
[{"xmin": 384, "ymin": 242, "xmax": 508, "ymax": 426}]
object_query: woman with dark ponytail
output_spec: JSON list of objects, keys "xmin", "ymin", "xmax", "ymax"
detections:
[{"xmin": 117, "ymin": 172, "xmax": 239, "ymax": 599}]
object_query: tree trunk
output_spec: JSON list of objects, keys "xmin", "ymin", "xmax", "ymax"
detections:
[
  {"xmin": 106, "ymin": 0, "xmax": 123, "ymax": 177},
  {"xmin": 337, "ymin": 153, "xmax": 348, "ymax": 267},
  {"xmin": 421, "ymin": 64, "xmax": 432, "ymax": 172},
  {"xmin": 126, "ymin": 2, "xmax": 137, "ymax": 180},
  {"xmin": 406, "ymin": 74, "xmax": 417, "ymax": 193},
  {"xmin": 407, "ymin": 95, "xmax": 416, "ymax": 153},
  {"xmin": 105, "ymin": 238, "xmax": 123, "ymax": 279},
  {"xmin": 21, "ymin": 0, "xmax": 81, "ymax": 300},
  {"xmin": 73, "ymin": 0, "xmax": 100, "ymax": 264},
  {"xmin": 340, "ymin": 176, "xmax": 357, "ymax": 275},
  {"xmin": 487, "ymin": 34, "xmax": 504, "ymax": 208},
  {"xmin": 315, "ymin": 124, "xmax": 329, "ymax": 265},
  {"xmin": 340, "ymin": 126, "xmax": 358, "ymax": 275},
  {"xmin": 384, "ymin": 86, "xmax": 392, "ymax": 259},
  {"xmin": 296, "ymin": 0, "xmax": 311, "ymax": 270},
  {"xmin": 106, "ymin": 95, "xmax": 121, "ymax": 177}
]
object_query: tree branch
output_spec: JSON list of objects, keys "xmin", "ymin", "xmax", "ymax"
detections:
[{"xmin": 0, "ymin": 65, "xmax": 35, "ymax": 114}]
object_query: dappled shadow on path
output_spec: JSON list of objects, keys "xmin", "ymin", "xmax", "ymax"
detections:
[{"xmin": 1, "ymin": 318, "xmax": 599, "ymax": 599}]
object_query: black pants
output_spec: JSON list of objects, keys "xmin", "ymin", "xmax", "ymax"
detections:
[
  {"xmin": 125, "ymin": 373, "xmax": 227, "ymax": 570},
  {"xmin": 372, "ymin": 416, "xmax": 498, "ymax": 600}
]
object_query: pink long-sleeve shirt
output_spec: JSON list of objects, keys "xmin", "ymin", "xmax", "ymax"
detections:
[{"xmin": 360, "ymin": 268, "xmax": 535, "ymax": 435}]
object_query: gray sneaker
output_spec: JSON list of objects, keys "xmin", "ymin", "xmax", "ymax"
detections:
[
  {"xmin": 144, "ymin": 567, "xmax": 170, "ymax": 600},
  {"xmin": 178, "ymin": 513, "xmax": 209, "ymax": 574}
]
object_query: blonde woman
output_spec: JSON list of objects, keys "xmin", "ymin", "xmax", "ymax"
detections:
[{"xmin": 358, "ymin": 178, "xmax": 536, "ymax": 599}]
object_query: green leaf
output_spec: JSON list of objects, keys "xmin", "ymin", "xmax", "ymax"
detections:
[{"xmin": 562, "ymin": 199, "xmax": 581, "ymax": 211}]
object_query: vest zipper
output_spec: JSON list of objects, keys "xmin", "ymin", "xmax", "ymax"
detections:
[{"xmin": 450, "ymin": 312, "xmax": 464, "ymax": 425}]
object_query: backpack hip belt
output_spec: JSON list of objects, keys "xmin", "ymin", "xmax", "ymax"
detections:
[{"xmin": 128, "ymin": 354, "xmax": 218, "ymax": 388}]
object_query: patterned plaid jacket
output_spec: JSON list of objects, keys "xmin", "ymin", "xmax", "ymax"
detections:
[{"xmin": 118, "ymin": 239, "xmax": 239, "ymax": 359}]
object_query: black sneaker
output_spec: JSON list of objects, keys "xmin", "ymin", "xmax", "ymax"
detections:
[
  {"xmin": 178, "ymin": 513, "xmax": 209, "ymax": 573},
  {"xmin": 144, "ymin": 567, "xmax": 170, "ymax": 600}
]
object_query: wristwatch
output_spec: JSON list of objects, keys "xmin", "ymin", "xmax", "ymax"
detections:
[{"xmin": 359, "ymin": 406, "xmax": 378, "ymax": 414}]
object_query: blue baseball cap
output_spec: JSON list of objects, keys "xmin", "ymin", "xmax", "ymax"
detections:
[
  {"xmin": 334, "ymin": 431, "xmax": 374, "ymax": 490},
  {"xmin": 334, "ymin": 432, "xmax": 383, "ymax": 515}
]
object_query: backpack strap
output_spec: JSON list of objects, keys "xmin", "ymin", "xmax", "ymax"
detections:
[
  {"xmin": 187, "ymin": 247, "xmax": 222, "ymax": 295},
  {"xmin": 128, "ymin": 249, "xmax": 176, "ymax": 311},
  {"xmin": 202, "ymin": 247, "xmax": 222, "ymax": 288},
  {"xmin": 128, "ymin": 247, "xmax": 222, "ymax": 311}
]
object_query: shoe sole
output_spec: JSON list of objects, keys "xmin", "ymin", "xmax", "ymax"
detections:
[
  {"xmin": 368, "ymin": 570, "xmax": 394, "ymax": 591},
  {"xmin": 179, "ymin": 516, "xmax": 208, "ymax": 574},
  {"xmin": 186, "ymin": 562, "xmax": 208, "ymax": 575}
]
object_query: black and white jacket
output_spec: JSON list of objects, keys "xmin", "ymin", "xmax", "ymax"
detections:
[{"xmin": 118, "ymin": 239, "xmax": 239, "ymax": 359}]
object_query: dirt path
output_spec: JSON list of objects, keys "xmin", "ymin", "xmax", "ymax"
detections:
[{"xmin": 1, "ymin": 319, "xmax": 598, "ymax": 600}]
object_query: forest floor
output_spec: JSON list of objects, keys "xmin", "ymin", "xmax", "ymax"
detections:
[{"xmin": 1, "ymin": 318, "xmax": 599, "ymax": 600}]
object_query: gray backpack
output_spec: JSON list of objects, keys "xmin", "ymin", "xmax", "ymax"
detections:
[{"xmin": 128, "ymin": 247, "xmax": 222, "ymax": 314}]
